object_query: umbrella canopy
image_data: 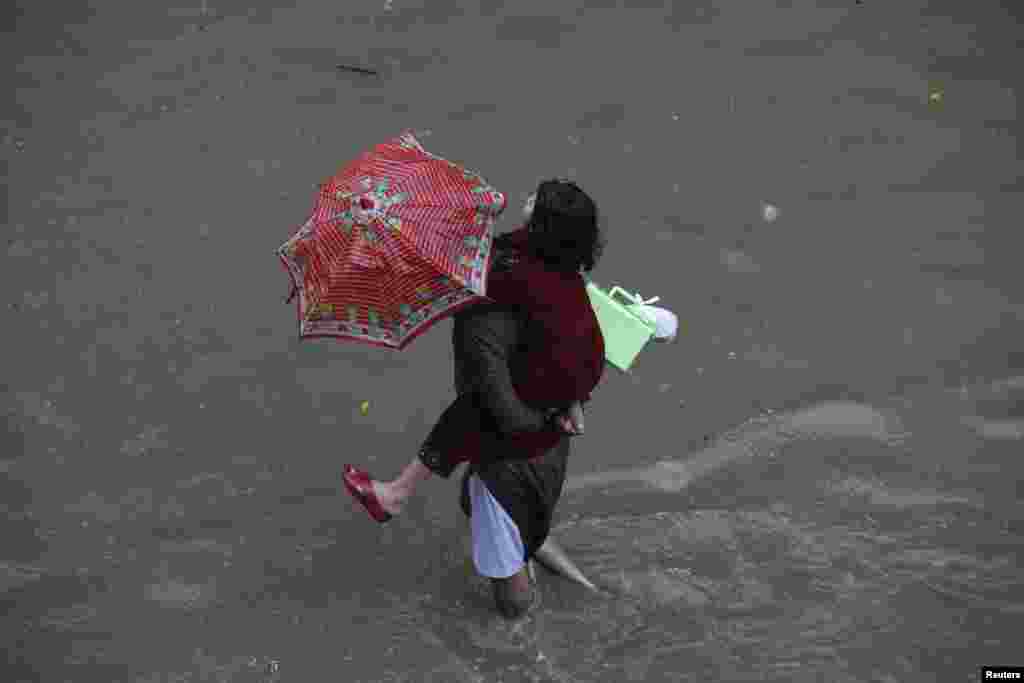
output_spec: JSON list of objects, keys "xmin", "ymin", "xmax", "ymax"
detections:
[{"xmin": 277, "ymin": 131, "xmax": 507, "ymax": 349}]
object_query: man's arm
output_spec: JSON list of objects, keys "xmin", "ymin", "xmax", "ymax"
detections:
[{"xmin": 454, "ymin": 308, "xmax": 552, "ymax": 436}]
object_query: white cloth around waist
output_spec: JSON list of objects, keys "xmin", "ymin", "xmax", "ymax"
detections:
[{"xmin": 468, "ymin": 474, "xmax": 526, "ymax": 579}]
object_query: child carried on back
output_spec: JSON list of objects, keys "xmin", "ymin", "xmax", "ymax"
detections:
[
  {"xmin": 342, "ymin": 179, "xmax": 608, "ymax": 524},
  {"xmin": 422, "ymin": 179, "xmax": 607, "ymax": 466}
]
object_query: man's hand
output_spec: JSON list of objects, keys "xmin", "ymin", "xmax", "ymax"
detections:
[
  {"xmin": 549, "ymin": 402, "xmax": 584, "ymax": 436},
  {"xmin": 567, "ymin": 401, "xmax": 585, "ymax": 435}
]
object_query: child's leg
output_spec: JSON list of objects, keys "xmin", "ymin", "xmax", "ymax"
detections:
[
  {"xmin": 372, "ymin": 394, "xmax": 485, "ymax": 515},
  {"xmin": 373, "ymin": 456, "xmax": 434, "ymax": 516}
]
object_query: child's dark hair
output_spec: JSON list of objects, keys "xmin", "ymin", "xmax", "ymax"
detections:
[{"xmin": 523, "ymin": 179, "xmax": 606, "ymax": 274}]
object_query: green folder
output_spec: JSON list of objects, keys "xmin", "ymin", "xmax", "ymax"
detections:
[{"xmin": 585, "ymin": 281, "xmax": 660, "ymax": 372}]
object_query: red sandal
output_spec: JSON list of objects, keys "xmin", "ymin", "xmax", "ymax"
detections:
[{"xmin": 342, "ymin": 465, "xmax": 392, "ymax": 523}]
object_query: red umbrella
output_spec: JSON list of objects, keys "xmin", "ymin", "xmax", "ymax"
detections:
[{"xmin": 277, "ymin": 130, "xmax": 507, "ymax": 349}]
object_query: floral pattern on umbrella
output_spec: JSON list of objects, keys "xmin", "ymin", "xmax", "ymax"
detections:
[{"xmin": 277, "ymin": 130, "xmax": 506, "ymax": 349}]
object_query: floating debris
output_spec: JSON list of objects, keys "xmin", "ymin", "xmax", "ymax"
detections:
[
  {"xmin": 22, "ymin": 291, "xmax": 49, "ymax": 309},
  {"xmin": 37, "ymin": 602, "xmax": 99, "ymax": 630},
  {"xmin": 721, "ymin": 248, "xmax": 761, "ymax": 273},
  {"xmin": 146, "ymin": 579, "xmax": 209, "ymax": 609},
  {"xmin": 761, "ymin": 202, "xmax": 780, "ymax": 223},
  {"xmin": 360, "ymin": 400, "xmax": 370, "ymax": 416},
  {"xmin": 963, "ymin": 416, "xmax": 1024, "ymax": 441},
  {"xmin": 336, "ymin": 64, "xmax": 380, "ymax": 76},
  {"xmin": 121, "ymin": 425, "xmax": 170, "ymax": 457},
  {"xmin": 935, "ymin": 288, "xmax": 954, "ymax": 305}
]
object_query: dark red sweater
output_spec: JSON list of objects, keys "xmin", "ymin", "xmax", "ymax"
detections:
[
  {"xmin": 487, "ymin": 226, "xmax": 605, "ymax": 407},
  {"xmin": 428, "ymin": 227, "xmax": 605, "ymax": 463}
]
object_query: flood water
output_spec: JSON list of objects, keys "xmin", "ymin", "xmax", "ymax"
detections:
[{"xmin": 3, "ymin": 1, "xmax": 1022, "ymax": 682}]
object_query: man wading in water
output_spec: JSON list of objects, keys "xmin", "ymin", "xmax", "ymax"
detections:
[
  {"xmin": 344, "ymin": 181, "xmax": 603, "ymax": 616},
  {"xmin": 451, "ymin": 297, "xmax": 582, "ymax": 615}
]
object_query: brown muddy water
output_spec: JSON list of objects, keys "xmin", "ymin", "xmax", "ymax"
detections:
[{"xmin": 3, "ymin": 0, "xmax": 1022, "ymax": 681}]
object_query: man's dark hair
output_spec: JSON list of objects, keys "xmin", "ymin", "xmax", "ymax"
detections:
[{"xmin": 523, "ymin": 178, "xmax": 606, "ymax": 274}]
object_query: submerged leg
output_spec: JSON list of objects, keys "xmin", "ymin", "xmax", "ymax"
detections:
[{"xmin": 491, "ymin": 565, "xmax": 534, "ymax": 619}]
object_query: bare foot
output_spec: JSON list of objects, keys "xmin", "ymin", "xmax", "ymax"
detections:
[{"xmin": 373, "ymin": 480, "xmax": 406, "ymax": 516}]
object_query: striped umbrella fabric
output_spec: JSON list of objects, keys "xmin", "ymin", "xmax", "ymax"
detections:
[{"xmin": 277, "ymin": 130, "xmax": 507, "ymax": 349}]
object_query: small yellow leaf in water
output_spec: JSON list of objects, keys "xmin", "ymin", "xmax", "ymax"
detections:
[{"xmin": 360, "ymin": 401, "xmax": 370, "ymax": 416}]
